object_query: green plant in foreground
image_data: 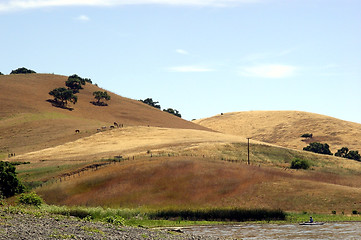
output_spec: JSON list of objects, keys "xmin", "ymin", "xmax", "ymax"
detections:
[
  {"xmin": 103, "ymin": 215, "xmax": 125, "ymax": 226},
  {"xmin": 17, "ymin": 192, "xmax": 43, "ymax": 207}
]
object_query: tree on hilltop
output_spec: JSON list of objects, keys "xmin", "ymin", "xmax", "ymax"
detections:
[
  {"xmin": 140, "ymin": 98, "xmax": 161, "ymax": 109},
  {"xmin": 92, "ymin": 91, "xmax": 111, "ymax": 106},
  {"xmin": 66, "ymin": 74, "xmax": 90, "ymax": 93},
  {"xmin": 0, "ymin": 72, "xmax": 4, "ymax": 75},
  {"xmin": 10, "ymin": 67, "xmax": 36, "ymax": 74},
  {"xmin": 49, "ymin": 87, "xmax": 78, "ymax": 108},
  {"xmin": 0, "ymin": 161, "xmax": 25, "ymax": 198},
  {"xmin": 163, "ymin": 108, "xmax": 182, "ymax": 118}
]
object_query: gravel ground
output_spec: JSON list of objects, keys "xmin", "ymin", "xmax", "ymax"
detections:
[{"xmin": 0, "ymin": 210, "xmax": 230, "ymax": 240}]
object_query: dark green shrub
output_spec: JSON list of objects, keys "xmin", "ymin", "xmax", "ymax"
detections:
[
  {"xmin": 0, "ymin": 161, "xmax": 25, "ymax": 198},
  {"xmin": 0, "ymin": 72, "xmax": 3, "ymax": 75},
  {"xmin": 290, "ymin": 158, "xmax": 310, "ymax": 170},
  {"xmin": 331, "ymin": 210, "xmax": 336, "ymax": 214},
  {"xmin": 352, "ymin": 210, "xmax": 358, "ymax": 215},
  {"xmin": 303, "ymin": 142, "xmax": 332, "ymax": 155},
  {"xmin": 17, "ymin": 192, "xmax": 43, "ymax": 207},
  {"xmin": 10, "ymin": 67, "xmax": 36, "ymax": 74}
]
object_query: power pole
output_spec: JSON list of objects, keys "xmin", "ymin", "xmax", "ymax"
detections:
[{"xmin": 247, "ymin": 138, "xmax": 250, "ymax": 165}]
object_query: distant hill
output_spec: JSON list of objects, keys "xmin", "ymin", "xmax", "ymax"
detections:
[
  {"xmin": 194, "ymin": 111, "xmax": 361, "ymax": 153},
  {"xmin": 0, "ymin": 73, "xmax": 210, "ymax": 157}
]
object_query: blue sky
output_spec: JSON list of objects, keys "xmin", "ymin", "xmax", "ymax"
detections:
[{"xmin": 1, "ymin": 0, "xmax": 360, "ymax": 123}]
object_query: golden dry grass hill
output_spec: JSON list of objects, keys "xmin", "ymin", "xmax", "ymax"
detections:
[
  {"xmin": 0, "ymin": 73, "xmax": 210, "ymax": 157},
  {"xmin": 2, "ymin": 73, "xmax": 361, "ymax": 214},
  {"xmin": 194, "ymin": 111, "xmax": 361, "ymax": 153}
]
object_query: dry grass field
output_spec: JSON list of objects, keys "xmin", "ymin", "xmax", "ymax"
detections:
[
  {"xmin": 194, "ymin": 111, "xmax": 361, "ymax": 153},
  {"xmin": 2, "ymin": 73, "xmax": 361, "ymax": 214}
]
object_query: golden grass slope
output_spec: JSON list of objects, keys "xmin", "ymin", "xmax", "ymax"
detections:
[
  {"xmin": 0, "ymin": 74, "xmax": 210, "ymax": 157},
  {"xmin": 194, "ymin": 111, "xmax": 361, "ymax": 153}
]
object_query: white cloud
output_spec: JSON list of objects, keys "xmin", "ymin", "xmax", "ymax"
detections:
[
  {"xmin": 77, "ymin": 15, "xmax": 90, "ymax": 21},
  {"xmin": 0, "ymin": 0, "xmax": 260, "ymax": 12},
  {"xmin": 238, "ymin": 64, "xmax": 297, "ymax": 79},
  {"xmin": 168, "ymin": 65, "xmax": 214, "ymax": 72},
  {"xmin": 176, "ymin": 49, "xmax": 189, "ymax": 55}
]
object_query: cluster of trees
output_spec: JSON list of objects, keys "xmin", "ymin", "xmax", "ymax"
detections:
[
  {"xmin": 49, "ymin": 74, "xmax": 109, "ymax": 109},
  {"xmin": 335, "ymin": 147, "xmax": 360, "ymax": 161},
  {"xmin": 303, "ymin": 142, "xmax": 360, "ymax": 161},
  {"xmin": 0, "ymin": 67, "xmax": 36, "ymax": 75},
  {"xmin": 139, "ymin": 98, "xmax": 182, "ymax": 118},
  {"xmin": 49, "ymin": 74, "xmax": 89, "ymax": 108},
  {"xmin": 0, "ymin": 161, "xmax": 24, "ymax": 198}
]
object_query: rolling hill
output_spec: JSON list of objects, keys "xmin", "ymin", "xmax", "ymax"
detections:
[
  {"xmin": 2, "ymin": 73, "xmax": 361, "ymax": 214},
  {"xmin": 0, "ymin": 73, "xmax": 210, "ymax": 157},
  {"xmin": 193, "ymin": 111, "xmax": 361, "ymax": 153}
]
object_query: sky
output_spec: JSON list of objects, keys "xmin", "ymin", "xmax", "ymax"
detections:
[{"xmin": 1, "ymin": 0, "xmax": 360, "ymax": 123}]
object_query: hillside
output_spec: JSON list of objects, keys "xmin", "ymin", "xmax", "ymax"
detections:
[
  {"xmin": 12, "ymin": 125, "xmax": 361, "ymax": 213},
  {"xmin": 0, "ymin": 73, "xmax": 210, "ymax": 157},
  {"xmin": 194, "ymin": 111, "xmax": 361, "ymax": 153},
  {"xmin": 3, "ymin": 74, "xmax": 361, "ymax": 214}
]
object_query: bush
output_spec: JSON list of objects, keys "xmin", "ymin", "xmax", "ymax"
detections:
[
  {"xmin": 0, "ymin": 72, "xmax": 3, "ymax": 75},
  {"xmin": 17, "ymin": 192, "xmax": 43, "ymax": 207},
  {"xmin": 352, "ymin": 210, "xmax": 358, "ymax": 215},
  {"xmin": 103, "ymin": 216, "xmax": 125, "ymax": 226},
  {"xmin": 10, "ymin": 67, "xmax": 36, "ymax": 74},
  {"xmin": 0, "ymin": 161, "xmax": 25, "ymax": 198},
  {"xmin": 301, "ymin": 133, "xmax": 313, "ymax": 138},
  {"xmin": 303, "ymin": 142, "xmax": 332, "ymax": 155},
  {"xmin": 290, "ymin": 158, "xmax": 310, "ymax": 170}
]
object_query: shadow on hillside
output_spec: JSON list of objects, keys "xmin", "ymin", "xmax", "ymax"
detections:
[
  {"xmin": 90, "ymin": 101, "xmax": 108, "ymax": 106},
  {"xmin": 46, "ymin": 99, "xmax": 74, "ymax": 111}
]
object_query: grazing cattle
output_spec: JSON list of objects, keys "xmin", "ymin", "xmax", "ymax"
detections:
[
  {"xmin": 75, "ymin": 129, "xmax": 80, "ymax": 133},
  {"xmin": 114, "ymin": 122, "xmax": 118, "ymax": 127},
  {"xmin": 97, "ymin": 128, "xmax": 101, "ymax": 132},
  {"xmin": 101, "ymin": 126, "xmax": 106, "ymax": 130},
  {"xmin": 110, "ymin": 125, "xmax": 115, "ymax": 129}
]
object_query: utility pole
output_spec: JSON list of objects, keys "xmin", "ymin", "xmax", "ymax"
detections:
[{"xmin": 247, "ymin": 138, "xmax": 250, "ymax": 165}]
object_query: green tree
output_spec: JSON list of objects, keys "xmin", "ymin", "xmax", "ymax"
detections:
[
  {"xmin": 0, "ymin": 72, "xmax": 4, "ymax": 75},
  {"xmin": 0, "ymin": 161, "xmax": 25, "ymax": 198},
  {"xmin": 303, "ymin": 142, "xmax": 332, "ymax": 155},
  {"xmin": 10, "ymin": 67, "xmax": 36, "ymax": 74},
  {"xmin": 66, "ymin": 74, "xmax": 87, "ymax": 93},
  {"xmin": 49, "ymin": 87, "xmax": 78, "ymax": 108},
  {"xmin": 93, "ymin": 91, "xmax": 111, "ymax": 105},
  {"xmin": 346, "ymin": 150, "xmax": 361, "ymax": 161},
  {"xmin": 163, "ymin": 108, "xmax": 182, "ymax": 118},
  {"xmin": 140, "ymin": 98, "xmax": 161, "ymax": 109},
  {"xmin": 335, "ymin": 147, "xmax": 349, "ymax": 158}
]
